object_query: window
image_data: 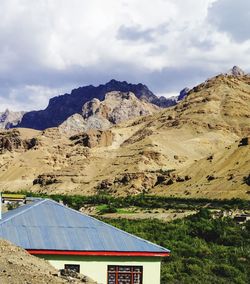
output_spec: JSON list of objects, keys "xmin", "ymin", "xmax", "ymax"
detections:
[
  {"xmin": 64, "ymin": 264, "xmax": 80, "ymax": 273},
  {"xmin": 107, "ymin": 265, "xmax": 143, "ymax": 284}
]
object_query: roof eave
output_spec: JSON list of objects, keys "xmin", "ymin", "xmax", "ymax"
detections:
[{"xmin": 27, "ymin": 249, "xmax": 170, "ymax": 257}]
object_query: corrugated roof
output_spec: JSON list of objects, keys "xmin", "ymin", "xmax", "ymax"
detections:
[{"xmin": 0, "ymin": 199, "xmax": 170, "ymax": 253}]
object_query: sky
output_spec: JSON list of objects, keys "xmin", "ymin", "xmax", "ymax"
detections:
[{"xmin": 0, "ymin": 0, "xmax": 250, "ymax": 111}]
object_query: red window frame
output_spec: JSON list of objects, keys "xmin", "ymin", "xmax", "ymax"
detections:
[{"xmin": 107, "ymin": 265, "xmax": 143, "ymax": 284}]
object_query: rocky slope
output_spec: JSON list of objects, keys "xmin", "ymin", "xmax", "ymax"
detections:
[
  {"xmin": 0, "ymin": 129, "xmax": 39, "ymax": 153},
  {"xmin": 0, "ymin": 239, "xmax": 95, "ymax": 284},
  {"xmin": 0, "ymin": 109, "xmax": 25, "ymax": 129},
  {"xmin": 59, "ymin": 91, "xmax": 159, "ymax": 135},
  {"xmin": 69, "ymin": 129, "xmax": 114, "ymax": 148},
  {"xmin": 150, "ymin": 138, "xmax": 250, "ymax": 199},
  {"xmin": 15, "ymin": 80, "xmax": 178, "ymax": 130},
  {"xmin": 0, "ymin": 69, "xmax": 249, "ymax": 199}
]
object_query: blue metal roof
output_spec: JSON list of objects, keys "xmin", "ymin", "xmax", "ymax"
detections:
[{"xmin": 0, "ymin": 199, "xmax": 170, "ymax": 253}]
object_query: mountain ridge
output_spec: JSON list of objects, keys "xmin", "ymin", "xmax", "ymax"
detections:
[
  {"xmin": 15, "ymin": 79, "xmax": 180, "ymax": 130},
  {"xmin": 0, "ymin": 69, "xmax": 249, "ymax": 199}
]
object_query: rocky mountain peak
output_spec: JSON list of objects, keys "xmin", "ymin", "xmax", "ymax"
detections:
[
  {"xmin": 105, "ymin": 90, "xmax": 135, "ymax": 100},
  {"xmin": 106, "ymin": 79, "xmax": 130, "ymax": 88},
  {"xmin": 177, "ymin": 88, "xmax": 190, "ymax": 101},
  {"xmin": 4, "ymin": 108, "xmax": 10, "ymax": 115},
  {"xmin": 16, "ymin": 80, "xmax": 180, "ymax": 130},
  {"xmin": 59, "ymin": 91, "xmax": 160, "ymax": 135},
  {"xmin": 0, "ymin": 109, "xmax": 25, "ymax": 129},
  {"xmin": 226, "ymin": 66, "xmax": 245, "ymax": 76},
  {"xmin": 0, "ymin": 110, "xmax": 9, "ymax": 123},
  {"xmin": 81, "ymin": 90, "xmax": 159, "ymax": 126}
]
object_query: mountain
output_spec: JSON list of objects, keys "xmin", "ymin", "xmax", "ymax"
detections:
[
  {"xmin": 59, "ymin": 91, "xmax": 159, "ymax": 135},
  {"xmin": 0, "ymin": 109, "xmax": 25, "ymax": 129},
  {"xmin": 15, "ymin": 80, "xmax": 177, "ymax": 130},
  {"xmin": 226, "ymin": 65, "xmax": 245, "ymax": 76},
  {"xmin": 0, "ymin": 68, "xmax": 249, "ymax": 199},
  {"xmin": 177, "ymin": 88, "xmax": 190, "ymax": 101}
]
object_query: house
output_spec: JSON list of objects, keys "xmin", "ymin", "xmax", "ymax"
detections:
[
  {"xmin": 1, "ymin": 193, "xmax": 26, "ymax": 204},
  {"xmin": 233, "ymin": 213, "xmax": 250, "ymax": 224},
  {"xmin": 0, "ymin": 198, "xmax": 170, "ymax": 284}
]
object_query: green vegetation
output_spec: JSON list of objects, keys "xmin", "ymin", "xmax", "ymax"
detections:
[
  {"xmin": 96, "ymin": 204, "xmax": 136, "ymax": 214},
  {"xmin": 100, "ymin": 209, "xmax": 250, "ymax": 284},
  {"xmin": 96, "ymin": 204, "xmax": 118, "ymax": 214},
  {"xmin": 15, "ymin": 191, "xmax": 250, "ymax": 211},
  {"xmin": 6, "ymin": 202, "xmax": 20, "ymax": 211},
  {"xmin": 4, "ymin": 192, "xmax": 250, "ymax": 283}
]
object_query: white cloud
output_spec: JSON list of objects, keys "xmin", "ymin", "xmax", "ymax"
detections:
[
  {"xmin": 208, "ymin": 0, "xmax": 250, "ymax": 42},
  {"xmin": 0, "ymin": 0, "xmax": 215, "ymax": 71},
  {"xmin": 0, "ymin": 85, "xmax": 69, "ymax": 111},
  {"xmin": 0, "ymin": 0, "xmax": 249, "ymax": 111}
]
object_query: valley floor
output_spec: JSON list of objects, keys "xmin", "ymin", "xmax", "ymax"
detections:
[{"xmin": 2, "ymin": 193, "xmax": 250, "ymax": 283}]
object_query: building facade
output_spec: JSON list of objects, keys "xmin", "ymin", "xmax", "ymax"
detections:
[
  {"xmin": 0, "ymin": 198, "xmax": 170, "ymax": 284},
  {"xmin": 41, "ymin": 255, "xmax": 162, "ymax": 284}
]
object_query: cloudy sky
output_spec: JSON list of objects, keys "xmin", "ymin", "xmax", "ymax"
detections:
[{"xmin": 0, "ymin": 0, "xmax": 250, "ymax": 111}]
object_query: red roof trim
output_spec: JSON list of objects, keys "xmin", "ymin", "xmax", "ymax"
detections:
[{"xmin": 27, "ymin": 250, "xmax": 170, "ymax": 257}]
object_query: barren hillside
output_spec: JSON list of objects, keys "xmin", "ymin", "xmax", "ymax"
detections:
[
  {"xmin": 0, "ymin": 73, "xmax": 249, "ymax": 199},
  {"xmin": 0, "ymin": 239, "xmax": 82, "ymax": 284}
]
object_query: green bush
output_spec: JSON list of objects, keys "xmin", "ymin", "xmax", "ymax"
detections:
[
  {"xmin": 99, "ymin": 212, "xmax": 250, "ymax": 284},
  {"xmin": 99, "ymin": 205, "xmax": 118, "ymax": 214}
]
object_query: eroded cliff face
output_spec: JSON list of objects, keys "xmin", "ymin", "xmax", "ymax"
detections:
[
  {"xmin": 0, "ymin": 130, "xmax": 39, "ymax": 153},
  {"xmin": 70, "ymin": 129, "xmax": 114, "ymax": 148}
]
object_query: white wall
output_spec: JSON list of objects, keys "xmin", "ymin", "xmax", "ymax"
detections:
[{"xmin": 40, "ymin": 255, "xmax": 162, "ymax": 284}]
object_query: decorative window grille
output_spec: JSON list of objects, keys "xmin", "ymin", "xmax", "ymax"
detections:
[
  {"xmin": 64, "ymin": 264, "xmax": 80, "ymax": 273},
  {"xmin": 107, "ymin": 265, "xmax": 143, "ymax": 284}
]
